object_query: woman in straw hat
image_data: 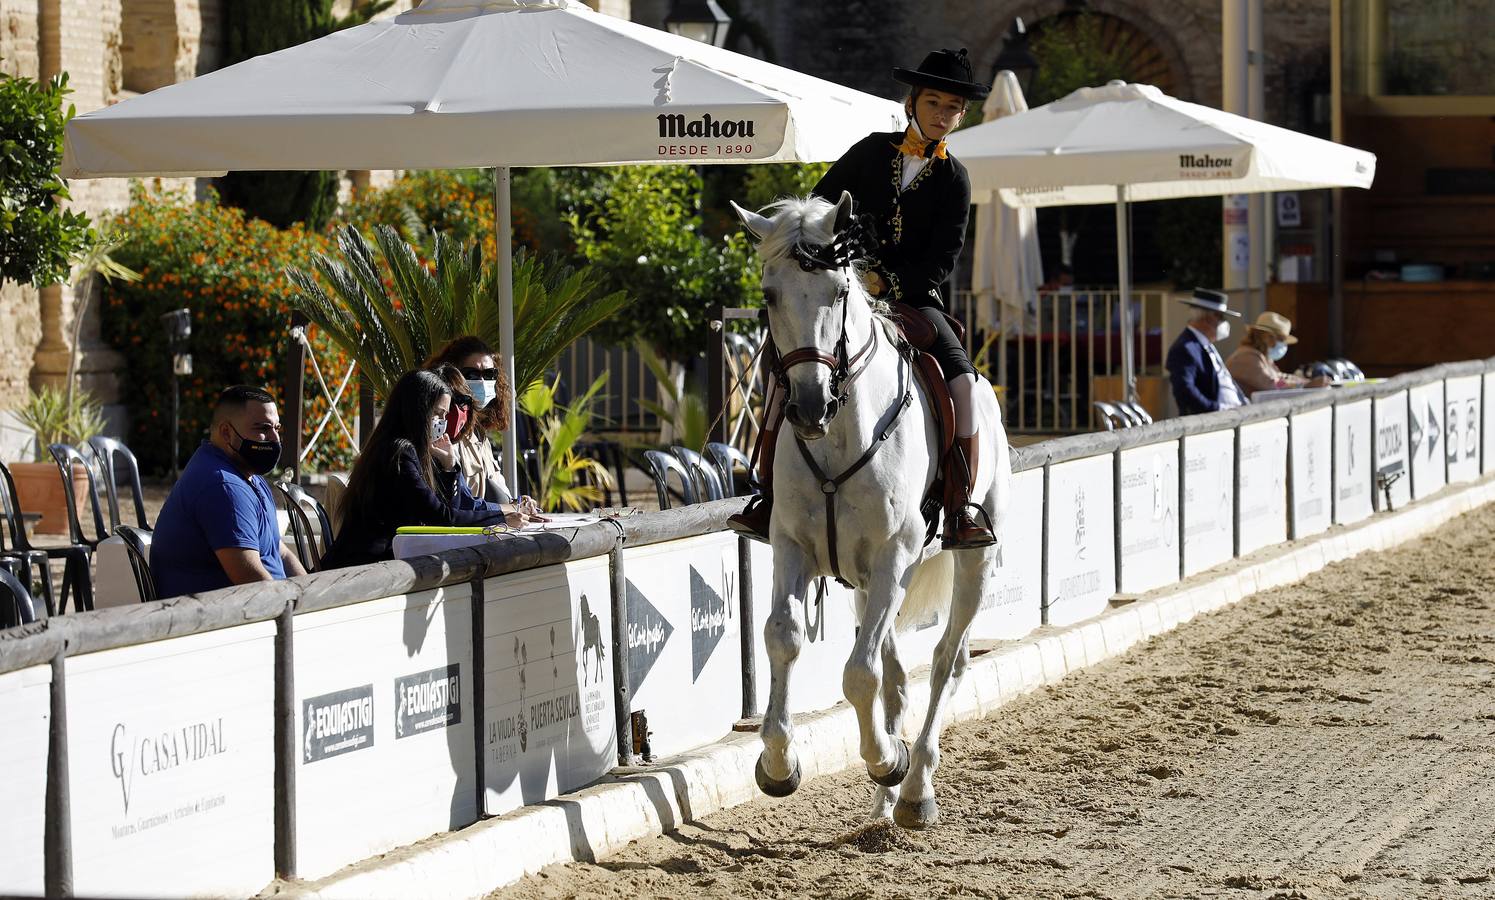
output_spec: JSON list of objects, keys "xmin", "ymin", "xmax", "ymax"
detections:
[
  {"xmin": 728, "ymin": 48, "xmax": 1000, "ymax": 549},
  {"xmin": 1226, "ymin": 311, "xmax": 1329, "ymax": 399}
]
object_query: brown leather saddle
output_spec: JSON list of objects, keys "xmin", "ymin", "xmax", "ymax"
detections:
[{"xmin": 886, "ymin": 302, "xmax": 963, "ymax": 544}]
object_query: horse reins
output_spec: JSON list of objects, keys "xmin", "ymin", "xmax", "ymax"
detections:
[{"xmin": 771, "ymin": 214, "xmax": 915, "ymax": 587}]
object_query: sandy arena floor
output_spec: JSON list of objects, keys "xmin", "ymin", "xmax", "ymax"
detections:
[{"xmin": 495, "ymin": 502, "xmax": 1495, "ymax": 899}]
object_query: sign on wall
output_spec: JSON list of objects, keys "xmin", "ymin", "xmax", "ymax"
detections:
[
  {"xmin": 1182, "ymin": 430, "xmax": 1235, "ymax": 577},
  {"xmin": 1485, "ymin": 373, "xmax": 1495, "ymax": 475},
  {"xmin": 1045, "ymin": 455, "xmax": 1116, "ymax": 627},
  {"xmin": 295, "ymin": 586, "xmax": 476, "ymax": 880},
  {"xmin": 1334, "ymin": 399, "xmax": 1374, "ymax": 525},
  {"xmin": 66, "ymin": 624, "xmax": 275, "ymax": 899},
  {"xmin": 1237, "ymin": 419, "xmax": 1288, "ymax": 556},
  {"xmin": 1118, "ymin": 441, "xmax": 1180, "ymax": 595},
  {"xmin": 623, "ymin": 533, "xmax": 743, "ymax": 758},
  {"xmin": 1408, "ymin": 381, "xmax": 1447, "ymax": 499},
  {"xmin": 1444, "ymin": 375, "xmax": 1481, "ymax": 484},
  {"xmin": 1373, "ymin": 390, "xmax": 1412, "ymax": 511},
  {"xmin": 1290, "ymin": 407, "xmax": 1333, "ymax": 539},
  {"xmin": 0, "ymin": 664, "xmax": 50, "ymax": 898},
  {"xmin": 970, "ymin": 467, "xmax": 1044, "ymax": 640},
  {"xmin": 484, "ymin": 558, "xmax": 615, "ymax": 819}
]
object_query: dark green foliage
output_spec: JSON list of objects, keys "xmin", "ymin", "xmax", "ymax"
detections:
[
  {"xmin": 0, "ymin": 71, "xmax": 96, "ymax": 287},
  {"xmin": 1028, "ymin": 13, "xmax": 1134, "ymax": 106},
  {"xmin": 1153, "ymin": 197, "xmax": 1222, "ymax": 289}
]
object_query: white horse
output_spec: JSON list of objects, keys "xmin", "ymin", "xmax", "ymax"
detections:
[{"xmin": 731, "ymin": 192, "xmax": 1010, "ymax": 828}]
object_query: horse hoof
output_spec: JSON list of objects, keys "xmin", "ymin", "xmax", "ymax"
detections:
[
  {"xmin": 868, "ymin": 738, "xmax": 910, "ymax": 787},
  {"xmin": 755, "ymin": 754, "xmax": 802, "ymax": 797},
  {"xmin": 893, "ymin": 797, "xmax": 939, "ymax": 830}
]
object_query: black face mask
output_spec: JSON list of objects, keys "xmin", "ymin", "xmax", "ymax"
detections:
[{"xmin": 230, "ymin": 424, "xmax": 282, "ymax": 476}]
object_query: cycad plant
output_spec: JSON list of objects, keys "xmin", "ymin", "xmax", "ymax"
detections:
[
  {"xmin": 518, "ymin": 373, "xmax": 614, "ymax": 512},
  {"xmin": 285, "ymin": 224, "xmax": 626, "ymax": 398}
]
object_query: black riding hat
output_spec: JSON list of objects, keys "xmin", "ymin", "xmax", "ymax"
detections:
[{"xmin": 893, "ymin": 48, "xmax": 990, "ymax": 101}]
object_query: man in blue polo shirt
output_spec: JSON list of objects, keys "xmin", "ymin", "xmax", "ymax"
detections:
[{"xmin": 151, "ymin": 385, "xmax": 307, "ymax": 598}]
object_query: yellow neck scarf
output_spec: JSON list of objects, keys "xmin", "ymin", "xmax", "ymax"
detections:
[{"xmin": 897, "ymin": 127, "xmax": 947, "ymax": 160}]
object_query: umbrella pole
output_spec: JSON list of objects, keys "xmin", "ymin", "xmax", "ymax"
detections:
[
  {"xmin": 1115, "ymin": 184, "xmax": 1136, "ymax": 404},
  {"xmin": 494, "ymin": 166, "xmax": 519, "ymax": 495}
]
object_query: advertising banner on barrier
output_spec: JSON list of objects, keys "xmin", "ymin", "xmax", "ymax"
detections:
[
  {"xmin": 1290, "ymin": 407, "xmax": 1333, "ymax": 539},
  {"xmin": 971, "ymin": 467, "xmax": 1044, "ymax": 640},
  {"xmin": 1408, "ymin": 381, "xmax": 1447, "ymax": 499},
  {"xmin": 1334, "ymin": 399, "xmax": 1374, "ymax": 526},
  {"xmin": 1486, "ymin": 373, "xmax": 1495, "ymax": 476},
  {"xmin": 1374, "ymin": 390, "xmax": 1411, "ymax": 511},
  {"xmin": 1046, "ymin": 455, "xmax": 1116, "ymax": 627},
  {"xmin": 65, "ymin": 623, "xmax": 275, "ymax": 899},
  {"xmin": 0, "ymin": 664, "xmax": 50, "ymax": 897},
  {"xmin": 1444, "ymin": 375, "xmax": 1481, "ymax": 484},
  {"xmin": 750, "ymin": 544, "xmax": 858, "ymax": 716},
  {"xmin": 294, "ymin": 586, "xmax": 476, "ymax": 879},
  {"xmin": 484, "ymin": 557, "xmax": 616, "ymax": 818},
  {"xmin": 623, "ymin": 533, "xmax": 743, "ymax": 758},
  {"xmin": 1182, "ymin": 430, "xmax": 1235, "ymax": 577},
  {"xmin": 1238, "ymin": 419, "xmax": 1288, "ymax": 556},
  {"xmin": 1118, "ymin": 441, "xmax": 1180, "ymax": 595}
]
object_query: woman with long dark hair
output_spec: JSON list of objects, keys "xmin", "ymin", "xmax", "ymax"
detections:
[
  {"xmin": 424, "ymin": 335, "xmax": 514, "ymax": 502},
  {"xmin": 321, "ymin": 369, "xmax": 515, "ymax": 569}
]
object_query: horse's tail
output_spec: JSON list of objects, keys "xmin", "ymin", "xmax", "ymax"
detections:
[{"xmin": 896, "ymin": 550, "xmax": 954, "ymax": 633}]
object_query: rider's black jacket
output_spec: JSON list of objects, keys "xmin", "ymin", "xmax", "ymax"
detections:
[{"xmin": 812, "ymin": 131, "xmax": 972, "ymax": 311}]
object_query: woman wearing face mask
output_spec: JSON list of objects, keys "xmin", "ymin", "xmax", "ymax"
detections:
[
  {"xmin": 424, "ymin": 336, "xmax": 514, "ymax": 503},
  {"xmin": 1226, "ymin": 311, "xmax": 1329, "ymax": 399},
  {"xmin": 320, "ymin": 369, "xmax": 516, "ymax": 570}
]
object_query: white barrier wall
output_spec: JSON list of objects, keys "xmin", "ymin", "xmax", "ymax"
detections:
[
  {"xmin": 1238, "ymin": 419, "xmax": 1288, "ymax": 556},
  {"xmin": 1334, "ymin": 399, "xmax": 1374, "ymax": 525},
  {"xmin": 1290, "ymin": 407, "xmax": 1334, "ymax": 539},
  {"xmin": 623, "ymin": 533, "xmax": 743, "ymax": 758},
  {"xmin": 972, "ymin": 467, "xmax": 1045, "ymax": 639},
  {"xmin": 1182, "ymin": 430, "xmax": 1235, "ymax": 577},
  {"xmin": 1118, "ymin": 441, "xmax": 1180, "ymax": 595},
  {"xmin": 0, "ymin": 664, "xmax": 50, "ymax": 898},
  {"xmin": 1045, "ymin": 455, "xmax": 1116, "ymax": 627},
  {"xmin": 1408, "ymin": 381, "xmax": 1447, "ymax": 499},
  {"xmin": 66, "ymin": 624, "xmax": 275, "ymax": 899},
  {"xmin": 1485, "ymin": 373, "xmax": 1495, "ymax": 475},
  {"xmin": 483, "ymin": 558, "xmax": 615, "ymax": 818},
  {"xmin": 1374, "ymin": 391, "xmax": 1412, "ymax": 511},
  {"xmin": 748, "ymin": 545, "xmax": 857, "ymax": 716},
  {"xmin": 1444, "ymin": 375, "xmax": 1482, "ymax": 484},
  {"xmin": 294, "ymin": 586, "xmax": 476, "ymax": 879}
]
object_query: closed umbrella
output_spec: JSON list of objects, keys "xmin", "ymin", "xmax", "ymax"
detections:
[
  {"xmin": 62, "ymin": 0, "xmax": 903, "ymax": 486},
  {"xmin": 947, "ymin": 81, "xmax": 1375, "ymax": 401},
  {"xmin": 969, "ymin": 71, "xmax": 1043, "ymax": 333}
]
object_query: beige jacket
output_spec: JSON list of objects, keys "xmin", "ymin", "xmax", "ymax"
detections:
[
  {"xmin": 455, "ymin": 428, "xmax": 511, "ymax": 503},
  {"xmin": 1225, "ymin": 346, "xmax": 1307, "ymax": 398}
]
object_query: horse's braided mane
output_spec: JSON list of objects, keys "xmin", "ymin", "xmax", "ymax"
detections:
[{"xmin": 751, "ymin": 195, "xmax": 896, "ymax": 328}]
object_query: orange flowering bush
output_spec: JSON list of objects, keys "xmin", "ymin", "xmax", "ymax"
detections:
[
  {"xmin": 100, "ymin": 182, "xmax": 357, "ymax": 474},
  {"xmin": 338, "ymin": 169, "xmax": 541, "ymax": 261}
]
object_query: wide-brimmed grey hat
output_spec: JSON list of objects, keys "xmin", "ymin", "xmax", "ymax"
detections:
[{"xmin": 1177, "ymin": 287, "xmax": 1242, "ymax": 317}]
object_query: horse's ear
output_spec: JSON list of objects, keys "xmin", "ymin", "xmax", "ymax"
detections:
[
  {"xmin": 833, "ymin": 190, "xmax": 855, "ymax": 233},
  {"xmin": 730, "ymin": 200, "xmax": 773, "ymax": 241}
]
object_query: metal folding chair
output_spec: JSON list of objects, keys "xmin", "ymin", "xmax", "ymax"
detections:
[
  {"xmin": 670, "ymin": 446, "xmax": 724, "ymax": 502},
  {"xmin": 705, "ymin": 441, "xmax": 758, "ymax": 498},
  {"xmin": 1122, "ymin": 401, "xmax": 1154, "ymax": 426},
  {"xmin": 88, "ymin": 436, "xmax": 152, "ymax": 530},
  {"xmin": 1093, "ymin": 400, "xmax": 1125, "ymax": 431},
  {"xmin": 114, "ymin": 525, "xmax": 157, "ymax": 604},
  {"xmin": 642, "ymin": 450, "xmax": 698, "ymax": 510}
]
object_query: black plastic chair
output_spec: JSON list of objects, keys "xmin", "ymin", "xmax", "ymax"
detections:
[
  {"xmin": 642, "ymin": 450, "xmax": 698, "ymax": 510},
  {"xmin": 88, "ymin": 436, "xmax": 152, "ymax": 530},
  {"xmin": 705, "ymin": 441, "xmax": 758, "ymax": 498},
  {"xmin": 0, "ymin": 568, "xmax": 37, "ymax": 629},
  {"xmin": 0, "ymin": 460, "xmax": 84, "ymax": 615},
  {"xmin": 270, "ymin": 480, "xmax": 327, "ymax": 573},
  {"xmin": 670, "ymin": 446, "xmax": 724, "ymax": 502},
  {"xmin": 113, "ymin": 525, "xmax": 157, "ymax": 604},
  {"xmin": 48, "ymin": 443, "xmax": 112, "ymax": 550}
]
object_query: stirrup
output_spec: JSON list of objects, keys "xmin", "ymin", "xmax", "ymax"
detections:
[
  {"xmin": 942, "ymin": 502, "xmax": 997, "ymax": 550},
  {"xmin": 727, "ymin": 493, "xmax": 773, "ymax": 544}
]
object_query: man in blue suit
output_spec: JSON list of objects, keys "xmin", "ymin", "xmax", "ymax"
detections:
[{"xmin": 1166, "ymin": 288, "xmax": 1249, "ymax": 416}]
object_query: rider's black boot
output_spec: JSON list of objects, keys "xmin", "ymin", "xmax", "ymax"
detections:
[
  {"xmin": 943, "ymin": 433, "xmax": 997, "ymax": 550},
  {"xmin": 727, "ymin": 418, "xmax": 779, "ymax": 543}
]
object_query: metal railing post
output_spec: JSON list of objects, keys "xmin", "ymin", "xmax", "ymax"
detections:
[
  {"xmin": 608, "ymin": 539, "xmax": 636, "ymax": 766},
  {"xmin": 738, "ymin": 536, "xmax": 758, "ymax": 719},
  {"xmin": 274, "ymin": 602, "xmax": 297, "ymax": 879},
  {"xmin": 708, "ymin": 305, "xmax": 726, "ymax": 446},
  {"xmin": 45, "ymin": 651, "xmax": 72, "ymax": 899},
  {"xmin": 282, "ymin": 312, "xmax": 308, "ymax": 484}
]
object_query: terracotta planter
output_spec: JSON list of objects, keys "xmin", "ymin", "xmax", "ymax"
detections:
[{"xmin": 9, "ymin": 461, "xmax": 90, "ymax": 536}]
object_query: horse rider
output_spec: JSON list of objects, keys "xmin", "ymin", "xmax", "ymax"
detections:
[{"xmin": 728, "ymin": 48, "xmax": 998, "ymax": 550}]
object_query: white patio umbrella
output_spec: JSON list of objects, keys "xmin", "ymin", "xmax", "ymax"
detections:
[
  {"xmin": 969, "ymin": 71, "xmax": 1042, "ymax": 332},
  {"xmin": 62, "ymin": 0, "xmax": 903, "ymax": 487},
  {"xmin": 946, "ymin": 81, "xmax": 1376, "ymax": 402}
]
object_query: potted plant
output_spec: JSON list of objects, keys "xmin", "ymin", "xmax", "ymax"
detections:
[{"xmin": 11, "ymin": 385, "xmax": 107, "ymax": 534}]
